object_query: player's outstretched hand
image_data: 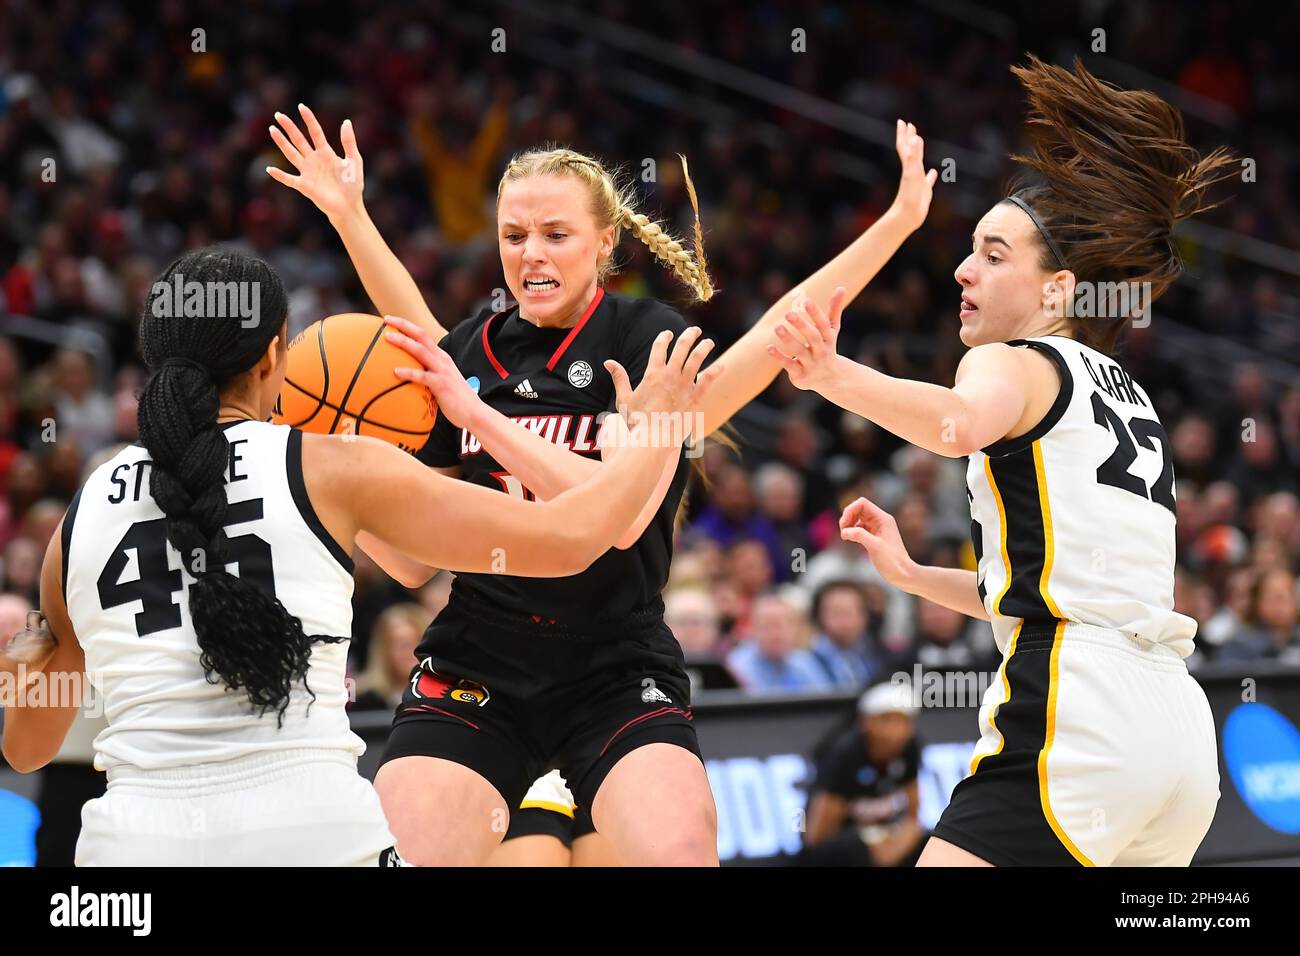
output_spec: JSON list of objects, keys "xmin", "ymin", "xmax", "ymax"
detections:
[
  {"xmin": 767, "ymin": 286, "xmax": 847, "ymax": 393},
  {"xmin": 266, "ymin": 103, "xmax": 365, "ymax": 224},
  {"xmin": 889, "ymin": 119, "xmax": 939, "ymax": 232},
  {"xmin": 383, "ymin": 315, "xmax": 481, "ymax": 429},
  {"xmin": 604, "ymin": 326, "xmax": 723, "ymax": 439},
  {"xmin": 1, "ymin": 611, "xmax": 56, "ymax": 673},
  {"xmin": 839, "ymin": 496, "xmax": 918, "ymax": 590}
]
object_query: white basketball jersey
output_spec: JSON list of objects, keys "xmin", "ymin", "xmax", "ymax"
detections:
[
  {"xmin": 967, "ymin": 335, "xmax": 1195, "ymax": 657},
  {"xmin": 62, "ymin": 420, "xmax": 363, "ymax": 771}
]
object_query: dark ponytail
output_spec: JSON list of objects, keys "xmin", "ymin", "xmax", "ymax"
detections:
[
  {"xmin": 138, "ymin": 246, "xmax": 343, "ymax": 726},
  {"xmin": 1004, "ymin": 55, "xmax": 1237, "ymax": 354}
]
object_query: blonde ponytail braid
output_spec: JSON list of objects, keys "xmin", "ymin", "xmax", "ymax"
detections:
[{"xmin": 619, "ymin": 155, "xmax": 714, "ymax": 303}]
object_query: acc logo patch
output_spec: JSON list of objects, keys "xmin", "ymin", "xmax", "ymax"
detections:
[
  {"xmin": 567, "ymin": 360, "xmax": 593, "ymax": 388},
  {"xmin": 411, "ymin": 667, "xmax": 491, "ymax": 707}
]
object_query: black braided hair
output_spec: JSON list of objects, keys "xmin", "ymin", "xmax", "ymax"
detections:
[{"xmin": 137, "ymin": 246, "xmax": 344, "ymax": 726}]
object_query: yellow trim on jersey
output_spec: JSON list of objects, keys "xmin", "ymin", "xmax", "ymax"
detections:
[
  {"xmin": 970, "ymin": 623, "xmax": 1021, "ymax": 776},
  {"xmin": 1031, "ymin": 441, "xmax": 1063, "ymax": 618},
  {"xmin": 983, "ymin": 456, "xmax": 1012, "ymax": 616},
  {"xmin": 519, "ymin": 799, "xmax": 575, "ymax": 818},
  {"xmin": 1038, "ymin": 620, "xmax": 1095, "ymax": 866}
]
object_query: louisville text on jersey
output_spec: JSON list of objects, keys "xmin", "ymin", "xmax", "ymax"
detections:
[{"xmin": 459, "ymin": 414, "xmax": 603, "ymax": 456}]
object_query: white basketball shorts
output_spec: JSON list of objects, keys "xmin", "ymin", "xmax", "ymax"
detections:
[
  {"xmin": 932, "ymin": 620, "xmax": 1220, "ymax": 866},
  {"xmin": 75, "ymin": 748, "xmax": 395, "ymax": 866}
]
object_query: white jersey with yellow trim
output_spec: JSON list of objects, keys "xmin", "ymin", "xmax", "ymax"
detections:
[
  {"xmin": 966, "ymin": 335, "xmax": 1196, "ymax": 657},
  {"xmin": 62, "ymin": 420, "xmax": 364, "ymax": 771}
]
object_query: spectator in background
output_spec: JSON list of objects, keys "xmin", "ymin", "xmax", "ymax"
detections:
[
  {"xmin": 1217, "ymin": 569, "xmax": 1300, "ymax": 665},
  {"xmin": 1202, "ymin": 566, "xmax": 1258, "ymax": 648},
  {"xmin": 48, "ymin": 349, "xmax": 114, "ymax": 455},
  {"xmin": 1226, "ymin": 422, "xmax": 1298, "ymax": 506},
  {"xmin": 1215, "ymin": 365, "xmax": 1277, "ymax": 458},
  {"xmin": 0, "ymin": 537, "xmax": 41, "ymax": 606},
  {"xmin": 21, "ymin": 499, "xmax": 67, "ymax": 551},
  {"xmin": 0, "ymin": 592, "xmax": 30, "ymax": 646},
  {"xmin": 798, "ymin": 681, "xmax": 926, "ymax": 867},
  {"xmin": 692, "ymin": 464, "xmax": 784, "ymax": 577},
  {"xmin": 753, "ymin": 462, "xmax": 812, "ymax": 582},
  {"xmin": 0, "ymin": 337, "xmax": 22, "ymax": 441},
  {"xmin": 408, "ymin": 84, "xmax": 509, "ymax": 247},
  {"xmin": 351, "ymin": 603, "xmax": 430, "ymax": 711},
  {"xmin": 665, "ymin": 587, "xmax": 723, "ymax": 659},
  {"xmin": 722, "ymin": 536, "xmax": 775, "ymax": 638},
  {"xmin": 725, "ymin": 592, "xmax": 829, "ymax": 694},
  {"xmin": 1171, "ymin": 413, "xmax": 1218, "ymax": 488},
  {"xmin": 894, "ymin": 598, "xmax": 998, "ymax": 677},
  {"xmin": 808, "ymin": 580, "xmax": 882, "ymax": 689},
  {"xmin": 772, "ymin": 413, "xmax": 836, "ymax": 518},
  {"xmin": 1253, "ymin": 492, "xmax": 1300, "ymax": 560}
]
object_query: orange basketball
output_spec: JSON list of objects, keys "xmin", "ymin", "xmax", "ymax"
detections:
[{"xmin": 272, "ymin": 313, "xmax": 437, "ymax": 454}]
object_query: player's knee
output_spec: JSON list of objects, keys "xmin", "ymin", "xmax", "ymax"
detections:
[{"xmin": 641, "ymin": 807, "xmax": 718, "ymax": 866}]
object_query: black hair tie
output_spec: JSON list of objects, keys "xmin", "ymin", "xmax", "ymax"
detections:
[{"xmin": 159, "ymin": 356, "xmax": 212, "ymax": 378}]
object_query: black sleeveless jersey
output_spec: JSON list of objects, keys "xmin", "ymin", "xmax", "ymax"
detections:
[{"xmin": 417, "ymin": 289, "xmax": 690, "ymax": 627}]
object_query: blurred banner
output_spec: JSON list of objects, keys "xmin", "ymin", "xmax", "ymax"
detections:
[{"xmin": 3, "ymin": 669, "xmax": 1299, "ymax": 865}]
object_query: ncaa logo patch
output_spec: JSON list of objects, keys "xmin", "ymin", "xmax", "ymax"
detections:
[
  {"xmin": 567, "ymin": 360, "xmax": 593, "ymax": 388},
  {"xmin": 466, "ymin": 375, "xmax": 480, "ymax": 394}
]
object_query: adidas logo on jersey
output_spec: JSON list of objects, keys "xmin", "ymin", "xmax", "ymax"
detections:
[
  {"xmin": 641, "ymin": 684, "xmax": 672, "ymax": 704},
  {"xmin": 514, "ymin": 379, "xmax": 539, "ymax": 399}
]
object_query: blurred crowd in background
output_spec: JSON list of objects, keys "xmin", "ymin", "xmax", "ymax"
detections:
[{"xmin": 2, "ymin": 0, "xmax": 1298, "ymax": 710}]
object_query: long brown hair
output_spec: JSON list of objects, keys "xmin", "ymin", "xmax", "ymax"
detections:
[{"xmin": 1005, "ymin": 55, "xmax": 1236, "ymax": 353}]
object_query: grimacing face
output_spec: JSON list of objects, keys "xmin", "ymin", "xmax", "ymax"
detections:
[
  {"xmin": 497, "ymin": 174, "xmax": 616, "ymax": 328},
  {"xmin": 952, "ymin": 201, "xmax": 1073, "ymax": 347}
]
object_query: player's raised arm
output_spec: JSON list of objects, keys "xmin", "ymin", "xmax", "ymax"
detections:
[
  {"xmin": 765, "ymin": 292, "xmax": 1040, "ymax": 458},
  {"xmin": 266, "ymin": 105, "xmax": 447, "ymax": 342},
  {"xmin": 693, "ymin": 120, "xmax": 939, "ymax": 439}
]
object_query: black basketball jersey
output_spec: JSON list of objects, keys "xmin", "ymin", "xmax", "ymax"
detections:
[{"xmin": 417, "ymin": 289, "xmax": 690, "ymax": 627}]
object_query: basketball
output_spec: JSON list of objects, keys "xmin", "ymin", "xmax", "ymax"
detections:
[{"xmin": 272, "ymin": 313, "xmax": 437, "ymax": 454}]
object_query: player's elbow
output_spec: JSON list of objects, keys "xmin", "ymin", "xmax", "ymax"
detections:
[
  {"xmin": 559, "ymin": 525, "xmax": 611, "ymax": 575},
  {"xmin": 392, "ymin": 566, "xmax": 437, "ymax": 589},
  {"xmin": 612, "ymin": 526, "xmax": 641, "ymax": 550},
  {"xmin": 2, "ymin": 736, "xmax": 51, "ymax": 775}
]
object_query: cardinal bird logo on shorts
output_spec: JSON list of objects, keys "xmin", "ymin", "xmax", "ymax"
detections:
[{"xmin": 410, "ymin": 666, "xmax": 491, "ymax": 707}]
